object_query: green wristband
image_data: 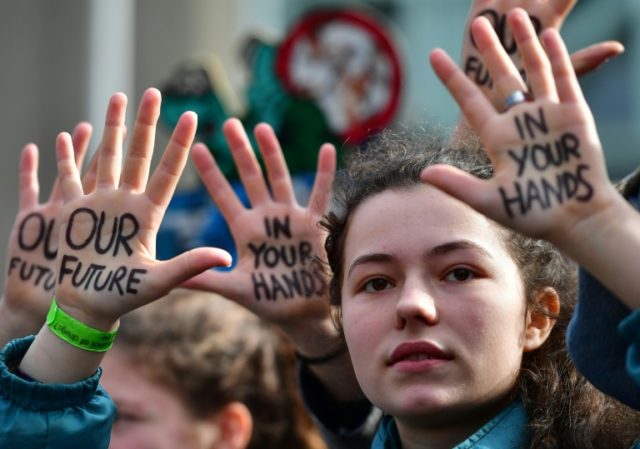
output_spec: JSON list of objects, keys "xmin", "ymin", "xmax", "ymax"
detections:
[{"xmin": 46, "ymin": 298, "xmax": 118, "ymax": 352}]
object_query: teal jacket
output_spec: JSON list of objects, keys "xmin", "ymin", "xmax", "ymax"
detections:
[
  {"xmin": 621, "ymin": 308, "xmax": 640, "ymax": 393},
  {"xmin": 0, "ymin": 336, "xmax": 115, "ymax": 449},
  {"xmin": 371, "ymin": 401, "xmax": 528, "ymax": 449}
]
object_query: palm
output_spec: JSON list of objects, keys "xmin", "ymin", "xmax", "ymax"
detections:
[
  {"xmin": 55, "ymin": 191, "xmax": 158, "ymax": 317},
  {"xmin": 476, "ymin": 102, "xmax": 605, "ymax": 237}
]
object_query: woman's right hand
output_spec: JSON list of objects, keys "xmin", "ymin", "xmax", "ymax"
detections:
[
  {"xmin": 184, "ymin": 119, "xmax": 337, "ymax": 342},
  {"xmin": 184, "ymin": 120, "xmax": 363, "ymax": 399}
]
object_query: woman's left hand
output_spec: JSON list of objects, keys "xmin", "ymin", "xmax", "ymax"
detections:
[{"xmin": 425, "ymin": 8, "xmax": 620, "ymax": 246}]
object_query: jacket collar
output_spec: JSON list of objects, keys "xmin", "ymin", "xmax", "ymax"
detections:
[{"xmin": 371, "ymin": 400, "xmax": 528, "ymax": 449}]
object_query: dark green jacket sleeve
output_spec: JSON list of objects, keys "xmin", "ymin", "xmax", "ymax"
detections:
[{"xmin": 0, "ymin": 336, "xmax": 116, "ymax": 449}]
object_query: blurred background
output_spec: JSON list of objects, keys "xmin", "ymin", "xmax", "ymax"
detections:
[{"xmin": 1, "ymin": 0, "xmax": 639, "ymax": 286}]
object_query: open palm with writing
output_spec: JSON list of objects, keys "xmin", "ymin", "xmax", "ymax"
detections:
[
  {"xmin": 424, "ymin": 8, "xmax": 620, "ymax": 245},
  {"xmin": 53, "ymin": 89, "xmax": 231, "ymax": 331},
  {"xmin": 183, "ymin": 118, "xmax": 336, "ymax": 328},
  {"xmin": 460, "ymin": 0, "xmax": 623, "ymax": 110},
  {"xmin": 1, "ymin": 124, "xmax": 92, "ymax": 342}
]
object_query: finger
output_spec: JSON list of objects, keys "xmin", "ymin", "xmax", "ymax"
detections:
[
  {"xmin": 71, "ymin": 122, "xmax": 94, "ymax": 171},
  {"xmin": 96, "ymin": 93, "xmax": 127, "ymax": 189},
  {"xmin": 81, "ymin": 128, "xmax": 119, "ymax": 195},
  {"xmin": 430, "ymin": 48, "xmax": 495, "ymax": 132},
  {"xmin": 471, "ymin": 16, "xmax": 528, "ymax": 100},
  {"xmin": 50, "ymin": 122, "xmax": 93, "ymax": 203},
  {"xmin": 148, "ymin": 247, "xmax": 232, "ymax": 304},
  {"xmin": 308, "ymin": 143, "xmax": 336, "ymax": 215},
  {"xmin": 179, "ymin": 270, "xmax": 246, "ymax": 305},
  {"xmin": 56, "ymin": 133, "xmax": 84, "ymax": 203},
  {"xmin": 420, "ymin": 165, "xmax": 498, "ymax": 220},
  {"xmin": 19, "ymin": 143, "xmax": 40, "ymax": 210},
  {"xmin": 120, "ymin": 88, "xmax": 161, "ymax": 191},
  {"xmin": 541, "ymin": 28, "xmax": 585, "ymax": 104},
  {"xmin": 570, "ymin": 41, "xmax": 624, "ymax": 77},
  {"xmin": 192, "ymin": 143, "xmax": 245, "ymax": 222},
  {"xmin": 81, "ymin": 148, "xmax": 99, "ymax": 194},
  {"xmin": 146, "ymin": 111, "xmax": 197, "ymax": 209},
  {"xmin": 508, "ymin": 8, "xmax": 557, "ymax": 100},
  {"xmin": 254, "ymin": 123, "xmax": 295, "ymax": 204},
  {"xmin": 223, "ymin": 118, "xmax": 270, "ymax": 206}
]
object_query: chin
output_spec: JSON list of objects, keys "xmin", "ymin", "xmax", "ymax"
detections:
[{"xmin": 381, "ymin": 389, "xmax": 462, "ymax": 423}]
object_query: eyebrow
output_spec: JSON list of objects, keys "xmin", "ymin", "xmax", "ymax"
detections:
[
  {"xmin": 346, "ymin": 240, "xmax": 493, "ymax": 279},
  {"xmin": 428, "ymin": 240, "xmax": 493, "ymax": 260},
  {"xmin": 347, "ymin": 253, "xmax": 393, "ymax": 279}
]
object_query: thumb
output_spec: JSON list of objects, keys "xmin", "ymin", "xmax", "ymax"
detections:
[
  {"xmin": 154, "ymin": 248, "xmax": 232, "ymax": 293},
  {"xmin": 421, "ymin": 165, "xmax": 494, "ymax": 216},
  {"xmin": 180, "ymin": 270, "xmax": 250, "ymax": 308}
]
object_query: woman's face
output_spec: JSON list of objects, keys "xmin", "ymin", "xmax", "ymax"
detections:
[
  {"xmin": 341, "ymin": 186, "xmax": 529, "ymax": 428},
  {"xmin": 101, "ymin": 348, "xmax": 219, "ymax": 449}
]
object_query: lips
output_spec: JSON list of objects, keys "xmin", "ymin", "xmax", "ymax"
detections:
[{"xmin": 388, "ymin": 341, "xmax": 453, "ymax": 367}]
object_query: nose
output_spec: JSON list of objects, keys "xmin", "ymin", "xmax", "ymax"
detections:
[{"xmin": 394, "ymin": 279, "xmax": 438, "ymax": 329}]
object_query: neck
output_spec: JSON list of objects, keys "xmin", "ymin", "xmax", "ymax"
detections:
[{"xmin": 395, "ymin": 398, "xmax": 516, "ymax": 449}]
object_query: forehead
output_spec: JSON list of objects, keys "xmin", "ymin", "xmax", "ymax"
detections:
[{"xmin": 343, "ymin": 186, "xmax": 510, "ymax": 261}]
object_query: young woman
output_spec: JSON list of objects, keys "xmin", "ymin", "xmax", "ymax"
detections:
[{"xmin": 322, "ymin": 129, "xmax": 639, "ymax": 448}]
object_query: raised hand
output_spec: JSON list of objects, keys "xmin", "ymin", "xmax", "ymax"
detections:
[
  {"xmin": 460, "ymin": 0, "xmax": 623, "ymax": 110},
  {"xmin": 184, "ymin": 119, "xmax": 363, "ymax": 400},
  {"xmin": 424, "ymin": 8, "xmax": 621, "ymax": 246},
  {"xmin": 0, "ymin": 123, "xmax": 92, "ymax": 345},
  {"xmin": 51, "ymin": 89, "xmax": 231, "ymax": 331},
  {"xmin": 185, "ymin": 118, "xmax": 336, "ymax": 326}
]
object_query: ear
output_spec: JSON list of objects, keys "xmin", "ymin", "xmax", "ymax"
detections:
[
  {"xmin": 208, "ymin": 402, "xmax": 253, "ymax": 449},
  {"xmin": 523, "ymin": 287, "xmax": 560, "ymax": 353}
]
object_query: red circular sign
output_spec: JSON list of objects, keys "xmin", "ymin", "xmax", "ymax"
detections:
[{"xmin": 277, "ymin": 9, "xmax": 402, "ymax": 144}]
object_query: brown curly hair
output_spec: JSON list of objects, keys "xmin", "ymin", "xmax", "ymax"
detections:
[
  {"xmin": 322, "ymin": 128, "xmax": 640, "ymax": 449},
  {"xmin": 115, "ymin": 289, "xmax": 327, "ymax": 449}
]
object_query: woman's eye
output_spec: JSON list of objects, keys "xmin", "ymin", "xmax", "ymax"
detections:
[
  {"xmin": 363, "ymin": 278, "xmax": 393, "ymax": 292},
  {"xmin": 445, "ymin": 268, "xmax": 475, "ymax": 282}
]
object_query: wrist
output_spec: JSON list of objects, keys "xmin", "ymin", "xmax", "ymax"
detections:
[
  {"xmin": 19, "ymin": 324, "xmax": 106, "ymax": 383},
  {"xmin": 279, "ymin": 314, "xmax": 342, "ymax": 357},
  {"xmin": 0, "ymin": 300, "xmax": 44, "ymax": 345},
  {"xmin": 46, "ymin": 298, "xmax": 118, "ymax": 352},
  {"xmin": 547, "ymin": 184, "xmax": 627, "ymax": 254},
  {"xmin": 52, "ymin": 294, "xmax": 119, "ymax": 332}
]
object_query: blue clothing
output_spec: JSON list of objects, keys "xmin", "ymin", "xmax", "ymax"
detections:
[
  {"xmin": 567, "ymin": 167, "xmax": 640, "ymax": 409},
  {"xmin": 371, "ymin": 401, "xmax": 528, "ymax": 449},
  {"xmin": 620, "ymin": 309, "xmax": 640, "ymax": 389},
  {"xmin": 0, "ymin": 335, "xmax": 115, "ymax": 449}
]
